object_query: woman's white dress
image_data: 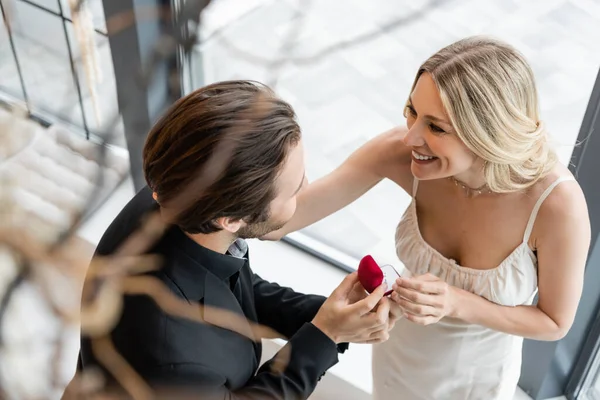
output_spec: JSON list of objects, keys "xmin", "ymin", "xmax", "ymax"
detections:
[{"xmin": 372, "ymin": 177, "xmax": 573, "ymax": 400}]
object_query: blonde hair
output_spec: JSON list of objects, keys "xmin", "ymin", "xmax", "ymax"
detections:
[{"xmin": 411, "ymin": 36, "xmax": 557, "ymax": 193}]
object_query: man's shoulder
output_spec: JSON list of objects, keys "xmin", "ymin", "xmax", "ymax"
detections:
[{"xmin": 95, "ymin": 186, "xmax": 159, "ymax": 256}]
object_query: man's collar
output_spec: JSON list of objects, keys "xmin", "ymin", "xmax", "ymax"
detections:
[
  {"xmin": 227, "ymin": 239, "xmax": 248, "ymax": 259},
  {"xmin": 165, "ymin": 227, "xmax": 247, "ymax": 281}
]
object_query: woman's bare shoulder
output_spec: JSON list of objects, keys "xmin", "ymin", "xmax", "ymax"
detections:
[
  {"xmin": 530, "ymin": 164, "xmax": 589, "ymax": 245},
  {"xmin": 532, "ymin": 164, "xmax": 582, "ymax": 207},
  {"xmin": 369, "ymin": 127, "xmax": 414, "ymax": 193}
]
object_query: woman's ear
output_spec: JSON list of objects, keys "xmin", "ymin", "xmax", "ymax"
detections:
[
  {"xmin": 152, "ymin": 192, "xmax": 158, "ymax": 201},
  {"xmin": 215, "ymin": 217, "xmax": 244, "ymax": 234}
]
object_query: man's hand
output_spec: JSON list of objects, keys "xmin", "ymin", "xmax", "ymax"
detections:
[
  {"xmin": 312, "ymin": 272, "xmax": 391, "ymax": 344},
  {"xmin": 378, "ymin": 297, "xmax": 403, "ymax": 332},
  {"xmin": 347, "ymin": 281, "xmax": 403, "ymax": 335},
  {"xmin": 347, "ymin": 280, "xmax": 369, "ymax": 305}
]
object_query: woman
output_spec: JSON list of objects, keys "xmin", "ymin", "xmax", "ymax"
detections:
[{"xmin": 264, "ymin": 37, "xmax": 591, "ymax": 399}]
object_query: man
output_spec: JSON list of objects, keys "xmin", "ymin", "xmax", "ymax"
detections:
[{"xmin": 78, "ymin": 81, "xmax": 397, "ymax": 399}]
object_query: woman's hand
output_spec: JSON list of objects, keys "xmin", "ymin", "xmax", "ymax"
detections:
[{"xmin": 390, "ymin": 273, "xmax": 458, "ymax": 325}]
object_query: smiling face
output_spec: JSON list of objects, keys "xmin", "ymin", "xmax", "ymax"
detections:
[{"xmin": 403, "ymin": 72, "xmax": 481, "ymax": 182}]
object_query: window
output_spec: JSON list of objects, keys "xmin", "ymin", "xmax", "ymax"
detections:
[
  {"xmin": 568, "ymin": 297, "xmax": 600, "ymax": 400},
  {"xmin": 0, "ymin": 0, "xmax": 123, "ymax": 145},
  {"xmin": 590, "ymin": 363, "xmax": 600, "ymax": 400},
  {"xmin": 189, "ymin": 0, "xmax": 600, "ymax": 270},
  {"xmin": 0, "ymin": 5, "xmax": 26, "ymax": 101}
]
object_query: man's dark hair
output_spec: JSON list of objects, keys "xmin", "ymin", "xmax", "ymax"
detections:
[{"xmin": 142, "ymin": 80, "xmax": 301, "ymax": 234}]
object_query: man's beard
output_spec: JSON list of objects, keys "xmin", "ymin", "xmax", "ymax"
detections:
[{"xmin": 236, "ymin": 218, "xmax": 287, "ymax": 239}]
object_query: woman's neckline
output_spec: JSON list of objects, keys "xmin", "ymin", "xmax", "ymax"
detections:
[{"xmin": 406, "ymin": 199, "xmax": 536, "ymax": 275}]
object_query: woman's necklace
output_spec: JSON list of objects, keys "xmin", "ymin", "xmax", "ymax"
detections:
[{"xmin": 450, "ymin": 177, "xmax": 491, "ymax": 197}]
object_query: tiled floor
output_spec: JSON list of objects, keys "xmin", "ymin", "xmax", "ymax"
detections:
[{"xmin": 197, "ymin": 0, "xmax": 600, "ymax": 265}]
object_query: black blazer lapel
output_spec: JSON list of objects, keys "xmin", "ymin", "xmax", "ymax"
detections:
[{"xmin": 203, "ymin": 273, "xmax": 256, "ymax": 343}]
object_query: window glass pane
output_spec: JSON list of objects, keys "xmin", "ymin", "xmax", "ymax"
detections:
[
  {"xmin": 191, "ymin": 0, "xmax": 600, "ymax": 267},
  {"xmin": 0, "ymin": 8, "xmax": 26, "ymax": 102},
  {"xmin": 65, "ymin": 23, "xmax": 124, "ymax": 146},
  {"xmin": 9, "ymin": 0, "xmax": 84, "ymax": 127},
  {"xmin": 59, "ymin": 0, "xmax": 107, "ymax": 34},
  {"xmin": 581, "ymin": 346, "xmax": 600, "ymax": 400},
  {"xmin": 3, "ymin": 1, "xmax": 122, "ymax": 145},
  {"xmin": 24, "ymin": 0, "xmax": 60, "ymax": 14}
]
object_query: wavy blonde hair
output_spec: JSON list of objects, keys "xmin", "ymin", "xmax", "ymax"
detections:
[{"xmin": 411, "ymin": 36, "xmax": 557, "ymax": 193}]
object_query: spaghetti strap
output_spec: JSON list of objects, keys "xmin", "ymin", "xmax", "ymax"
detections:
[
  {"xmin": 523, "ymin": 176, "xmax": 576, "ymax": 243},
  {"xmin": 412, "ymin": 178, "xmax": 419, "ymax": 198}
]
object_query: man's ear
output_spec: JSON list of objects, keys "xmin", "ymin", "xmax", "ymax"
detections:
[{"xmin": 215, "ymin": 217, "xmax": 245, "ymax": 233}]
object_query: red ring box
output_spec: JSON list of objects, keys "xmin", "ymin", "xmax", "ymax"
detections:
[{"xmin": 358, "ymin": 255, "xmax": 399, "ymax": 296}]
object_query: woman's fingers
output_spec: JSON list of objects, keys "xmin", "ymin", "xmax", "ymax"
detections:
[
  {"xmin": 403, "ymin": 312, "xmax": 438, "ymax": 326},
  {"xmin": 394, "ymin": 297, "xmax": 438, "ymax": 317},
  {"xmin": 392, "ymin": 287, "xmax": 443, "ymax": 308},
  {"xmin": 394, "ymin": 277, "xmax": 447, "ymax": 295},
  {"xmin": 393, "ymin": 286, "xmax": 429, "ymax": 304},
  {"xmin": 387, "ymin": 275, "xmax": 451, "ymax": 326}
]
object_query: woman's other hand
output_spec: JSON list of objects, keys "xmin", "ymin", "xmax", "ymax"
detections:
[{"xmin": 390, "ymin": 273, "xmax": 458, "ymax": 325}]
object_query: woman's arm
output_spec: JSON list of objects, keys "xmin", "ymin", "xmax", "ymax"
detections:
[
  {"xmin": 460, "ymin": 180, "xmax": 590, "ymax": 340},
  {"xmin": 264, "ymin": 127, "xmax": 412, "ymax": 239},
  {"xmin": 393, "ymin": 180, "xmax": 591, "ymax": 341}
]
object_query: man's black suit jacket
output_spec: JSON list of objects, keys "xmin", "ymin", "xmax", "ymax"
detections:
[{"xmin": 79, "ymin": 187, "xmax": 346, "ymax": 399}]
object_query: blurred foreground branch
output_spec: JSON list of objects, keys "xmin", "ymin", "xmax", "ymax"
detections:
[{"xmin": 0, "ymin": 0, "xmax": 440, "ymax": 398}]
